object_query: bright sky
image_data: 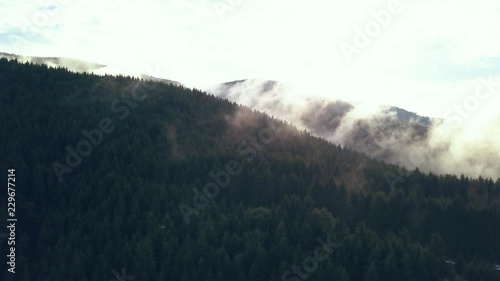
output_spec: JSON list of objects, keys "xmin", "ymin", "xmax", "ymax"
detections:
[{"xmin": 1, "ymin": 0, "xmax": 500, "ymax": 118}]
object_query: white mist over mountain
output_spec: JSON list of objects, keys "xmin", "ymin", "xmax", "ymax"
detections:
[
  {"xmin": 208, "ymin": 79, "xmax": 500, "ymax": 179},
  {"xmin": 2, "ymin": 51, "xmax": 498, "ymax": 178},
  {"xmin": 2, "ymin": 0, "xmax": 500, "ymax": 118},
  {"xmin": 0, "ymin": 52, "xmax": 181, "ymax": 85}
]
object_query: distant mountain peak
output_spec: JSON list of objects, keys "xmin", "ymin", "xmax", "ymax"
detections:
[{"xmin": 0, "ymin": 52, "xmax": 181, "ymax": 86}]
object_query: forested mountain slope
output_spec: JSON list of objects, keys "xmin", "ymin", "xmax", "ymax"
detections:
[
  {"xmin": 0, "ymin": 52, "xmax": 181, "ymax": 86},
  {"xmin": 0, "ymin": 59, "xmax": 499, "ymax": 281},
  {"xmin": 208, "ymin": 79, "xmax": 499, "ymax": 179}
]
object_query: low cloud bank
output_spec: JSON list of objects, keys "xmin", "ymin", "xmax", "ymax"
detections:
[{"xmin": 208, "ymin": 79, "xmax": 500, "ymax": 179}]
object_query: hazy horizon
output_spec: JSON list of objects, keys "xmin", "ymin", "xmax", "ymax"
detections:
[
  {"xmin": 2, "ymin": 3, "xmax": 500, "ymax": 280},
  {"xmin": 1, "ymin": 0, "xmax": 500, "ymax": 118}
]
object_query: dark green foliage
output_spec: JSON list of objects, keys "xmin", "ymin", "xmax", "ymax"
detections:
[{"xmin": 0, "ymin": 59, "xmax": 499, "ymax": 281}]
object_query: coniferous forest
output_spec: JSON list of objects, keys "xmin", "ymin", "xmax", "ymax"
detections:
[{"xmin": 0, "ymin": 58, "xmax": 499, "ymax": 281}]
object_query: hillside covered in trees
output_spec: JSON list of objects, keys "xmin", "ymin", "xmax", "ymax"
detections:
[{"xmin": 0, "ymin": 58, "xmax": 499, "ymax": 281}]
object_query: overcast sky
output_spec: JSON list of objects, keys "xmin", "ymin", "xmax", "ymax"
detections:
[{"xmin": 1, "ymin": 0, "xmax": 500, "ymax": 118}]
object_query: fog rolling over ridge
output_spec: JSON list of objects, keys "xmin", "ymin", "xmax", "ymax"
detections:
[
  {"xmin": 0, "ymin": 52, "xmax": 182, "ymax": 86},
  {"xmin": 2, "ymin": 52, "xmax": 497, "ymax": 178},
  {"xmin": 208, "ymin": 79, "xmax": 500, "ymax": 179}
]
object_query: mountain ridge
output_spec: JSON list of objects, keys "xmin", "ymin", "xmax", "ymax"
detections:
[
  {"xmin": 1, "ymin": 58, "xmax": 499, "ymax": 281},
  {"xmin": 0, "ymin": 52, "xmax": 182, "ymax": 86}
]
